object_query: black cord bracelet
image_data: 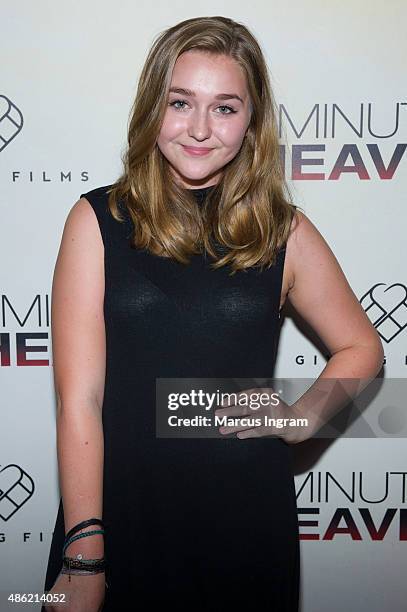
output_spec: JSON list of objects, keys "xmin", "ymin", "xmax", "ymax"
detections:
[{"xmin": 64, "ymin": 518, "xmax": 104, "ymax": 543}]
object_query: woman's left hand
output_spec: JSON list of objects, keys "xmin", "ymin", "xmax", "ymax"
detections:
[{"xmin": 214, "ymin": 386, "xmax": 314, "ymax": 445}]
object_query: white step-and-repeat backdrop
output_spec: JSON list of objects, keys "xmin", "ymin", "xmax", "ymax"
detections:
[{"xmin": 1, "ymin": 2, "xmax": 405, "ymax": 610}]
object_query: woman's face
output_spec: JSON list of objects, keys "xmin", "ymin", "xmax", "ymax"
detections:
[{"xmin": 157, "ymin": 50, "xmax": 252, "ymax": 189}]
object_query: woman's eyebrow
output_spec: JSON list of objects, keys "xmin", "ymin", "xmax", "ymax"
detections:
[{"xmin": 169, "ymin": 87, "xmax": 244, "ymax": 104}]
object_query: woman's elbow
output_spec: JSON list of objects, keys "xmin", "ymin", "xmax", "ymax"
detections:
[{"xmin": 361, "ymin": 330, "xmax": 384, "ymax": 376}]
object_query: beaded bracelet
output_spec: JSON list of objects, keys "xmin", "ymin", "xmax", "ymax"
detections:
[
  {"xmin": 63, "ymin": 556, "xmax": 105, "ymax": 570},
  {"xmin": 62, "ymin": 554, "xmax": 106, "ymax": 583},
  {"xmin": 61, "ymin": 567, "xmax": 105, "ymax": 577},
  {"xmin": 63, "ymin": 556, "xmax": 105, "ymax": 572}
]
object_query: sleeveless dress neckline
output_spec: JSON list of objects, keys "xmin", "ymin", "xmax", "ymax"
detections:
[
  {"xmin": 186, "ymin": 183, "xmax": 216, "ymax": 190},
  {"xmin": 185, "ymin": 184, "xmax": 216, "ymax": 199}
]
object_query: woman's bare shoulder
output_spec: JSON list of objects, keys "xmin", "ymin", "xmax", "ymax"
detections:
[
  {"xmin": 285, "ymin": 209, "xmax": 333, "ymax": 292},
  {"xmin": 62, "ymin": 196, "xmax": 105, "ymax": 250}
]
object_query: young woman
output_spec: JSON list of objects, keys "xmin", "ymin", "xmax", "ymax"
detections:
[{"xmin": 43, "ymin": 15, "xmax": 383, "ymax": 612}]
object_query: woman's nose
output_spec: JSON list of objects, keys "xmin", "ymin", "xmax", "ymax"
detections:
[{"xmin": 187, "ymin": 109, "xmax": 212, "ymax": 141}]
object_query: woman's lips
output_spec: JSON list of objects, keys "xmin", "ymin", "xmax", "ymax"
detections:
[{"xmin": 182, "ymin": 145, "xmax": 214, "ymax": 156}]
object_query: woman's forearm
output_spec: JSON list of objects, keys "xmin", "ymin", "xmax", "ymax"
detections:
[
  {"xmin": 56, "ymin": 402, "xmax": 104, "ymax": 558},
  {"xmin": 291, "ymin": 341, "xmax": 384, "ymax": 438}
]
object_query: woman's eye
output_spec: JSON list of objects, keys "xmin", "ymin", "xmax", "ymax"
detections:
[
  {"xmin": 168, "ymin": 100, "xmax": 236, "ymax": 115},
  {"xmin": 217, "ymin": 105, "xmax": 236, "ymax": 115},
  {"xmin": 169, "ymin": 100, "xmax": 188, "ymax": 110}
]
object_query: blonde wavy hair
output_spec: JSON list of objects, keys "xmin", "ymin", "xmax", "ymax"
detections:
[{"xmin": 107, "ymin": 15, "xmax": 299, "ymax": 275}]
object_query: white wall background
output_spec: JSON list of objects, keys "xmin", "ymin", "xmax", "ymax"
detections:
[{"xmin": 1, "ymin": 1, "xmax": 406, "ymax": 610}]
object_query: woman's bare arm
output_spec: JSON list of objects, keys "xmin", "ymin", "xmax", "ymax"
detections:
[
  {"xmin": 284, "ymin": 210, "xmax": 384, "ymax": 437},
  {"xmin": 51, "ymin": 197, "xmax": 106, "ymax": 557}
]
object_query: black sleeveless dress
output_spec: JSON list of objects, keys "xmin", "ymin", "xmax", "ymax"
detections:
[{"xmin": 43, "ymin": 184, "xmax": 300, "ymax": 611}]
